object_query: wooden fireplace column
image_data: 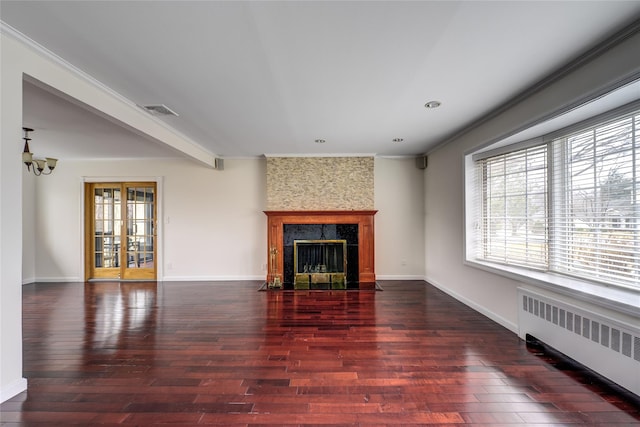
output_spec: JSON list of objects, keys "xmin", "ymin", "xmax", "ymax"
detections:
[{"xmin": 264, "ymin": 211, "xmax": 377, "ymax": 284}]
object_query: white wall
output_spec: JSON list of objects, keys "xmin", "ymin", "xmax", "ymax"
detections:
[
  {"xmin": 22, "ymin": 167, "xmax": 36, "ymax": 283},
  {"xmin": 32, "ymin": 158, "xmax": 268, "ymax": 282},
  {"xmin": 424, "ymin": 29, "xmax": 640, "ymax": 333},
  {"xmin": 425, "ymin": 140, "xmax": 521, "ymax": 331},
  {"xmin": 31, "ymin": 156, "xmax": 426, "ymax": 282},
  {"xmin": 0, "ymin": 33, "xmax": 28, "ymax": 403},
  {"xmin": 374, "ymin": 157, "xmax": 425, "ymax": 279}
]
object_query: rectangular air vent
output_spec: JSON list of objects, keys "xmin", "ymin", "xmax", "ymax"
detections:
[{"xmin": 140, "ymin": 104, "xmax": 179, "ymax": 117}]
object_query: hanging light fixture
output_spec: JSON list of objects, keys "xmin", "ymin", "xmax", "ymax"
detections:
[{"xmin": 22, "ymin": 127, "xmax": 57, "ymax": 176}]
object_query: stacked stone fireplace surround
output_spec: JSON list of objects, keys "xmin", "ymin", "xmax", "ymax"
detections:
[{"xmin": 265, "ymin": 156, "xmax": 376, "ymax": 288}]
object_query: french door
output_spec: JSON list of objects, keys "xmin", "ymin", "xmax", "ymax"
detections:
[{"xmin": 85, "ymin": 182, "xmax": 157, "ymax": 280}]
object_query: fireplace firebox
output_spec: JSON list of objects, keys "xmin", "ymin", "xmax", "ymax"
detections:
[{"xmin": 294, "ymin": 239, "xmax": 347, "ymax": 289}]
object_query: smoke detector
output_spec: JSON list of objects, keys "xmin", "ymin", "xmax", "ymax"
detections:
[{"xmin": 140, "ymin": 104, "xmax": 179, "ymax": 117}]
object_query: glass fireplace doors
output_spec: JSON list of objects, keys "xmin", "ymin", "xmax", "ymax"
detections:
[{"xmin": 293, "ymin": 239, "xmax": 347, "ymax": 289}]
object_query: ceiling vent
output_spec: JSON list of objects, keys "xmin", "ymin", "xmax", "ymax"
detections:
[{"xmin": 140, "ymin": 104, "xmax": 179, "ymax": 117}]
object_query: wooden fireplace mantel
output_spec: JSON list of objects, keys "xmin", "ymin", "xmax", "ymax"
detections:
[{"xmin": 264, "ymin": 210, "xmax": 377, "ymax": 284}]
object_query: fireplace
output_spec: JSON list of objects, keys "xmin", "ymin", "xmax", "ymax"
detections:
[{"xmin": 264, "ymin": 211, "xmax": 377, "ymax": 289}]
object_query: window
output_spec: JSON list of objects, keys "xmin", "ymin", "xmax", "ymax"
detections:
[
  {"xmin": 477, "ymin": 145, "xmax": 548, "ymax": 269},
  {"xmin": 469, "ymin": 105, "xmax": 640, "ymax": 291}
]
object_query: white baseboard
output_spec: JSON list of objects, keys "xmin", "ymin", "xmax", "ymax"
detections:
[
  {"xmin": 162, "ymin": 275, "xmax": 264, "ymax": 282},
  {"xmin": 24, "ymin": 276, "xmax": 266, "ymax": 283},
  {"xmin": 425, "ymin": 275, "xmax": 518, "ymax": 334},
  {"xmin": 24, "ymin": 275, "xmax": 430, "ymax": 283},
  {"xmin": 376, "ymin": 275, "xmax": 426, "ymax": 280},
  {"xmin": 23, "ymin": 276, "xmax": 81, "ymax": 284},
  {"xmin": 21, "ymin": 276, "xmax": 36, "ymax": 285},
  {"xmin": 23, "ymin": 276, "xmax": 429, "ymax": 283},
  {"xmin": 1, "ymin": 377, "xmax": 27, "ymax": 403}
]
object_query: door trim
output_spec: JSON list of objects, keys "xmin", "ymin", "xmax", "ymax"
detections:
[{"xmin": 81, "ymin": 176, "xmax": 163, "ymax": 281}]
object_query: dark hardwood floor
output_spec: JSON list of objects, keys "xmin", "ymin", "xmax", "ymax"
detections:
[{"xmin": 1, "ymin": 280, "xmax": 638, "ymax": 426}]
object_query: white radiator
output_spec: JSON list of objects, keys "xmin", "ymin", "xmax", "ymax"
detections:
[{"xmin": 517, "ymin": 288, "xmax": 640, "ymax": 396}]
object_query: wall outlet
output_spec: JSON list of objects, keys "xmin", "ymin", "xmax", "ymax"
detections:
[
  {"xmin": 167, "ymin": 262, "xmax": 173, "ymax": 270},
  {"xmin": 401, "ymin": 260, "xmax": 407, "ymax": 266}
]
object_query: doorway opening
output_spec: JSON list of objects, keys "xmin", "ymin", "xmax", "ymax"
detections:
[{"xmin": 84, "ymin": 182, "xmax": 157, "ymax": 280}]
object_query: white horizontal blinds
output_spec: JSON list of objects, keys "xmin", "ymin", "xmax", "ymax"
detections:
[
  {"xmin": 551, "ymin": 112, "xmax": 639, "ymax": 288},
  {"xmin": 479, "ymin": 145, "xmax": 548, "ymax": 269}
]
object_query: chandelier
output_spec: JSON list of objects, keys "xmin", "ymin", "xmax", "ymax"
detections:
[{"xmin": 22, "ymin": 127, "xmax": 57, "ymax": 176}]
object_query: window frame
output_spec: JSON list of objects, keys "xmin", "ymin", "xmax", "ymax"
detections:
[
  {"xmin": 477, "ymin": 144, "xmax": 549, "ymax": 270},
  {"xmin": 465, "ymin": 100, "xmax": 640, "ymax": 317}
]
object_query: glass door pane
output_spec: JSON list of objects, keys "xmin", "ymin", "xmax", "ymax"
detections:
[
  {"xmin": 92, "ymin": 185, "xmax": 122, "ymax": 278},
  {"xmin": 122, "ymin": 184, "xmax": 156, "ymax": 279}
]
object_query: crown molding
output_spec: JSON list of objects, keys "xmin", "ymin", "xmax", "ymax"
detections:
[
  {"xmin": 1, "ymin": 21, "xmax": 138, "ymax": 111},
  {"xmin": 426, "ymin": 17, "xmax": 640, "ymax": 156},
  {"xmin": 263, "ymin": 153, "xmax": 377, "ymax": 158},
  {"xmin": 1, "ymin": 20, "xmax": 216, "ymax": 161},
  {"xmin": 375, "ymin": 154, "xmax": 417, "ymax": 159}
]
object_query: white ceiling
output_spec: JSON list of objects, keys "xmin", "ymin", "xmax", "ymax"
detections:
[{"xmin": 2, "ymin": 1, "xmax": 640, "ymax": 160}]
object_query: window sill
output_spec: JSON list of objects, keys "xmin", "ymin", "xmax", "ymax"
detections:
[{"xmin": 465, "ymin": 259, "xmax": 640, "ymax": 318}]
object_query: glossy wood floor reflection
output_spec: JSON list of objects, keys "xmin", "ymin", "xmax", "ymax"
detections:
[{"xmin": 2, "ymin": 281, "xmax": 639, "ymax": 426}]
